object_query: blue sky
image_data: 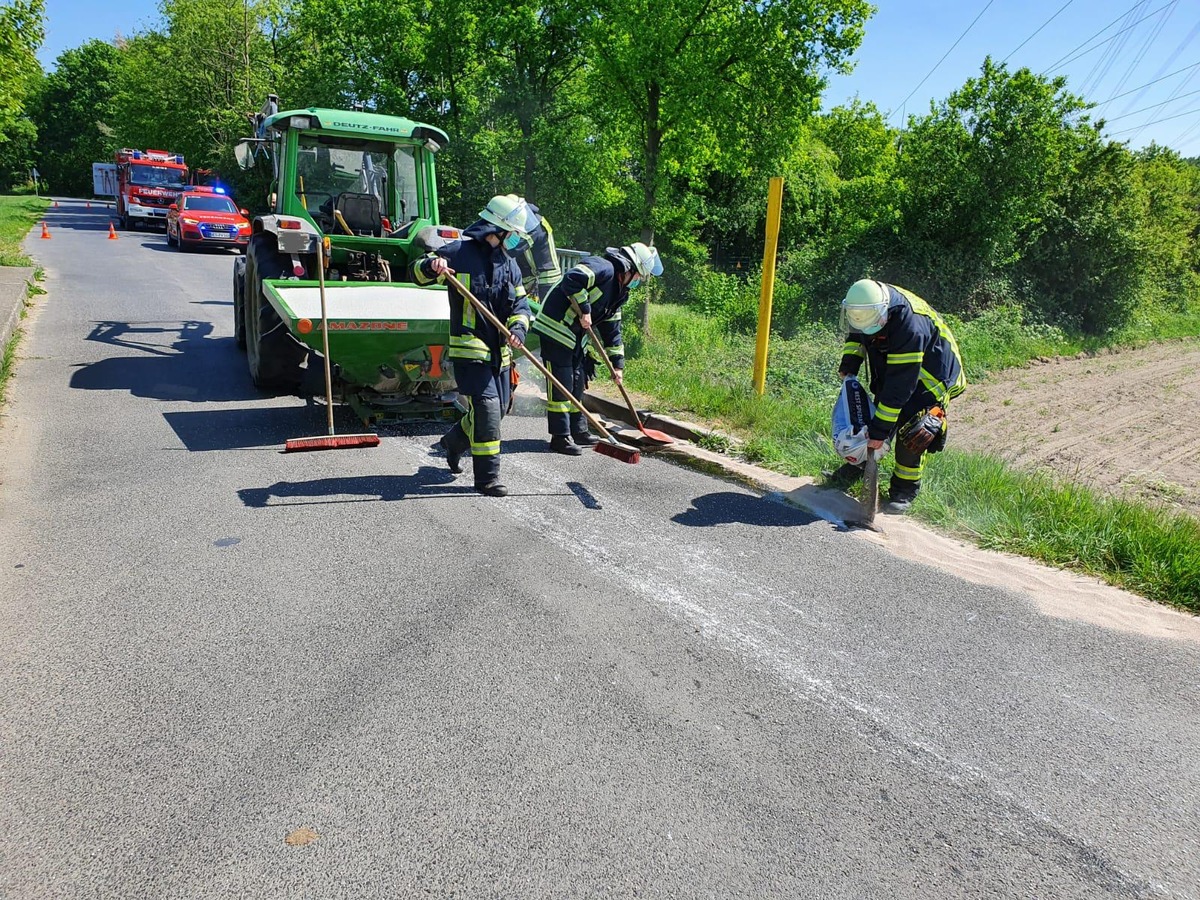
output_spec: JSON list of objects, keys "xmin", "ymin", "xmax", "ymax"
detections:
[{"xmin": 38, "ymin": 0, "xmax": 1200, "ymax": 155}]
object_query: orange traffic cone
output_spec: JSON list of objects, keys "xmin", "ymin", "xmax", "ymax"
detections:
[
  {"xmin": 40, "ymin": 222, "xmax": 50, "ymax": 239},
  {"xmin": 107, "ymin": 222, "xmax": 119, "ymax": 240}
]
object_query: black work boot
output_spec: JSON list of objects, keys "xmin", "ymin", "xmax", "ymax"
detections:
[
  {"xmin": 549, "ymin": 435, "xmax": 583, "ymax": 456},
  {"xmin": 571, "ymin": 430, "xmax": 600, "ymax": 447},
  {"xmin": 436, "ymin": 436, "xmax": 464, "ymax": 474},
  {"xmin": 476, "ymin": 481, "xmax": 509, "ymax": 497},
  {"xmin": 885, "ymin": 482, "xmax": 920, "ymax": 513}
]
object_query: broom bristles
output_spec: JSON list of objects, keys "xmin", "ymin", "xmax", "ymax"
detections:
[
  {"xmin": 283, "ymin": 433, "xmax": 381, "ymax": 453},
  {"xmin": 593, "ymin": 440, "xmax": 641, "ymax": 465}
]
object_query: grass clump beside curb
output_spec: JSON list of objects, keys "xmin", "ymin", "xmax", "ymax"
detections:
[
  {"xmin": 0, "ymin": 195, "xmax": 50, "ymax": 266},
  {"xmin": 622, "ymin": 302, "xmax": 1200, "ymax": 610}
]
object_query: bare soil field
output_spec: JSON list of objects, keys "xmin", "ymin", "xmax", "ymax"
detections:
[{"xmin": 952, "ymin": 339, "xmax": 1200, "ymax": 518}]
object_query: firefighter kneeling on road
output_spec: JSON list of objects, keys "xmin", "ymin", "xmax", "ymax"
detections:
[
  {"xmin": 835, "ymin": 279, "xmax": 967, "ymax": 512},
  {"xmin": 531, "ymin": 242, "xmax": 663, "ymax": 455},
  {"xmin": 414, "ymin": 195, "xmax": 536, "ymax": 497}
]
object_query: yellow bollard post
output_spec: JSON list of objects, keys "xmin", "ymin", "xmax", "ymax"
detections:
[{"xmin": 752, "ymin": 177, "xmax": 784, "ymax": 395}]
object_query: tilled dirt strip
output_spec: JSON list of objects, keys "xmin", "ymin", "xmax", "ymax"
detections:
[{"xmin": 952, "ymin": 339, "xmax": 1200, "ymax": 518}]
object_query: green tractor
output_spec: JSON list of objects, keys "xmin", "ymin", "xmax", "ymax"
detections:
[{"xmin": 232, "ymin": 98, "xmax": 463, "ymax": 423}]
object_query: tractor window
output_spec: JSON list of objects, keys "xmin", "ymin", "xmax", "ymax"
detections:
[
  {"xmin": 394, "ymin": 146, "xmax": 419, "ymax": 222},
  {"xmin": 296, "ymin": 136, "xmax": 391, "ymax": 223}
]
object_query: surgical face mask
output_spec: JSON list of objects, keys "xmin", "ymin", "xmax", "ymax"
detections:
[
  {"xmin": 502, "ymin": 232, "xmax": 523, "ymax": 254},
  {"xmin": 629, "ymin": 277, "xmax": 642, "ymax": 290},
  {"xmin": 859, "ymin": 322, "xmax": 884, "ymax": 335}
]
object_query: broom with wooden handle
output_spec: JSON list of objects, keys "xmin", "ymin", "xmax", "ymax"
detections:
[
  {"xmin": 444, "ymin": 273, "xmax": 640, "ymax": 465},
  {"xmin": 283, "ymin": 240, "xmax": 381, "ymax": 452}
]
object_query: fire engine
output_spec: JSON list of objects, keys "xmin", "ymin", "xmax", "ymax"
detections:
[{"xmin": 113, "ymin": 149, "xmax": 189, "ymax": 230}]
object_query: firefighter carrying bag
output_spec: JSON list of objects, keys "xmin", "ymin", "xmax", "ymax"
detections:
[{"xmin": 832, "ymin": 376, "xmax": 885, "ymax": 465}]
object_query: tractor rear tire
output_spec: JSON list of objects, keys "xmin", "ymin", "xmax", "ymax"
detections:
[
  {"xmin": 232, "ymin": 257, "xmax": 247, "ymax": 351},
  {"xmin": 244, "ymin": 233, "xmax": 306, "ymax": 391}
]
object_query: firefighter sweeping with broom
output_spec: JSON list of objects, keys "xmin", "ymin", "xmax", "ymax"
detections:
[
  {"xmin": 413, "ymin": 195, "xmax": 537, "ymax": 497},
  {"xmin": 833, "ymin": 279, "xmax": 967, "ymax": 512},
  {"xmin": 531, "ymin": 243, "xmax": 662, "ymax": 455}
]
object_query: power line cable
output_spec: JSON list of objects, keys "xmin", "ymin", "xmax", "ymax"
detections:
[
  {"xmin": 1109, "ymin": 104, "xmax": 1200, "ymax": 134},
  {"xmin": 1080, "ymin": 0, "xmax": 1148, "ymax": 96},
  {"xmin": 1128, "ymin": 60, "xmax": 1200, "ymax": 140},
  {"xmin": 1168, "ymin": 111, "xmax": 1200, "ymax": 148},
  {"xmin": 886, "ymin": 0, "xmax": 997, "ymax": 121},
  {"xmin": 1042, "ymin": 0, "xmax": 1175, "ymax": 75},
  {"xmin": 1103, "ymin": 0, "xmax": 1178, "ymax": 100},
  {"xmin": 1092, "ymin": 60, "xmax": 1200, "ymax": 106},
  {"xmin": 1002, "ymin": 0, "xmax": 1075, "ymax": 63},
  {"xmin": 1117, "ymin": 18, "xmax": 1200, "ymax": 112},
  {"xmin": 1101, "ymin": 86, "xmax": 1200, "ymax": 122}
]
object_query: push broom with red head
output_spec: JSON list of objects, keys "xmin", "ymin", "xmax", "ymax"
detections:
[{"xmin": 283, "ymin": 240, "xmax": 381, "ymax": 453}]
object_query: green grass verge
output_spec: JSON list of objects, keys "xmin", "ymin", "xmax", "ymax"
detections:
[
  {"xmin": 620, "ymin": 302, "xmax": 1200, "ymax": 611},
  {"xmin": 0, "ymin": 196, "xmax": 49, "ymax": 404},
  {"xmin": 0, "ymin": 195, "xmax": 50, "ymax": 266}
]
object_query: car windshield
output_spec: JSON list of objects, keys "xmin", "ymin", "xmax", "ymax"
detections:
[
  {"xmin": 129, "ymin": 165, "xmax": 186, "ymax": 188},
  {"xmin": 183, "ymin": 196, "xmax": 238, "ymax": 213}
]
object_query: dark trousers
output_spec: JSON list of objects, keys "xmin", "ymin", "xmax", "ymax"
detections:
[
  {"xmin": 541, "ymin": 340, "xmax": 585, "ymax": 437},
  {"xmin": 443, "ymin": 361, "xmax": 511, "ymax": 484},
  {"xmin": 888, "ymin": 387, "xmax": 940, "ymax": 493}
]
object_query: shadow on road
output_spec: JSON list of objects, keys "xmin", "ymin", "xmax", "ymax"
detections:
[
  {"xmin": 69, "ymin": 319, "xmax": 262, "ymax": 404},
  {"xmin": 164, "ymin": 406, "xmax": 329, "ymax": 451},
  {"xmin": 237, "ymin": 469, "xmax": 475, "ymax": 507},
  {"xmin": 672, "ymin": 491, "xmax": 817, "ymax": 528}
]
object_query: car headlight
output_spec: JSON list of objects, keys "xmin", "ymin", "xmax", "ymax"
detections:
[{"xmin": 182, "ymin": 217, "xmax": 199, "ymax": 225}]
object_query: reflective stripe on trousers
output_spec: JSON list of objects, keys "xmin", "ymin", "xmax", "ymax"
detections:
[
  {"xmin": 441, "ymin": 363, "xmax": 512, "ymax": 484},
  {"xmin": 542, "ymin": 340, "xmax": 585, "ymax": 437}
]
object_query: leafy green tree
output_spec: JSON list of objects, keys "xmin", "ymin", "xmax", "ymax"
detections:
[
  {"xmin": 0, "ymin": 0, "xmax": 44, "ymax": 138},
  {"xmin": 32, "ymin": 40, "xmax": 121, "ymax": 195},
  {"xmin": 898, "ymin": 59, "xmax": 1093, "ymax": 273},
  {"xmin": 1130, "ymin": 145, "xmax": 1200, "ymax": 311},
  {"xmin": 0, "ymin": 0, "xmax": 45, "ymax": 187},
  {"xmin": 112, "ymin": 0, "xmax": 282, "ymax": 173},
  {"xmin": 586, "ymin": 0, "xmax": 872, "ymax": 246}
]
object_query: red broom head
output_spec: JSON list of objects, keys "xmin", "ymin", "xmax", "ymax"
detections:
[
  {"xmin": 283, "ymin": 433, "xmax": 381, "ymax": 453},
  {"xmin": 593, "ymin": 440, "xmax": 641, "ymax": 464}
]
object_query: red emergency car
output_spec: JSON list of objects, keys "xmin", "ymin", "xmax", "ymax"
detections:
[{"xmin": 166, "ymin": 191, "xmax": 251, "ymax": 251}]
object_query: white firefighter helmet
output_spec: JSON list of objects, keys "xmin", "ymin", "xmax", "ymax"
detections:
[
  {"xmin": 621, "ymin": 242, "xmax": 663, "ymax": 280},
  {"xmin": 479, "ymin": 194, "xmax": 538, "ymax": 237},
  {"xmin": 841, "ymin": 279, "xmax": 890, "ymax": 335}
]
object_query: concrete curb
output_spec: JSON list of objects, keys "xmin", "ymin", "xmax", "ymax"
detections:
[{"xmin": 0, "ymin": 266, "xmax": 36, "ymax": 353}]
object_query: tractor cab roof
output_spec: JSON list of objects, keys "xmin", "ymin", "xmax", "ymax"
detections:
[{"xmin": 263, "ymin": 107, "xmax": 449, "ymax": 152}]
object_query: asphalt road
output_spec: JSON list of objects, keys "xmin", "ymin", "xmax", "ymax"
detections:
[{"xmin": 2, "ymin": 202, "xmax": 1198, "ymax": 899}]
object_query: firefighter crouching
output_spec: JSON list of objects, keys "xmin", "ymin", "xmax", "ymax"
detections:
[
  {"xmin": 414, "ymin": 194, "xmax": 537, "ymax": 497},
  {"xmin": 837, "ymin": 279, "xmax": 967, "ymax": 512},
  {"xmin": 531, "ymin": 242, "xmax": 663, "ymax": 455}
]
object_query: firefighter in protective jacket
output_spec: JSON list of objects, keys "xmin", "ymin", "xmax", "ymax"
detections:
[
  {"xmin": 837, "ymin": 279, "xmax": 967, "ymax": 511},
  {"xmin": 532, "ymin": 243, "xmax": 662, "ymax": 454},
  {"xmin": 414, "ymin": 195, "xmax": 536, "ymax": 496},
  {"xmin": 512, "ymin": 200, "xmax": 561, "ymax": 303}
]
